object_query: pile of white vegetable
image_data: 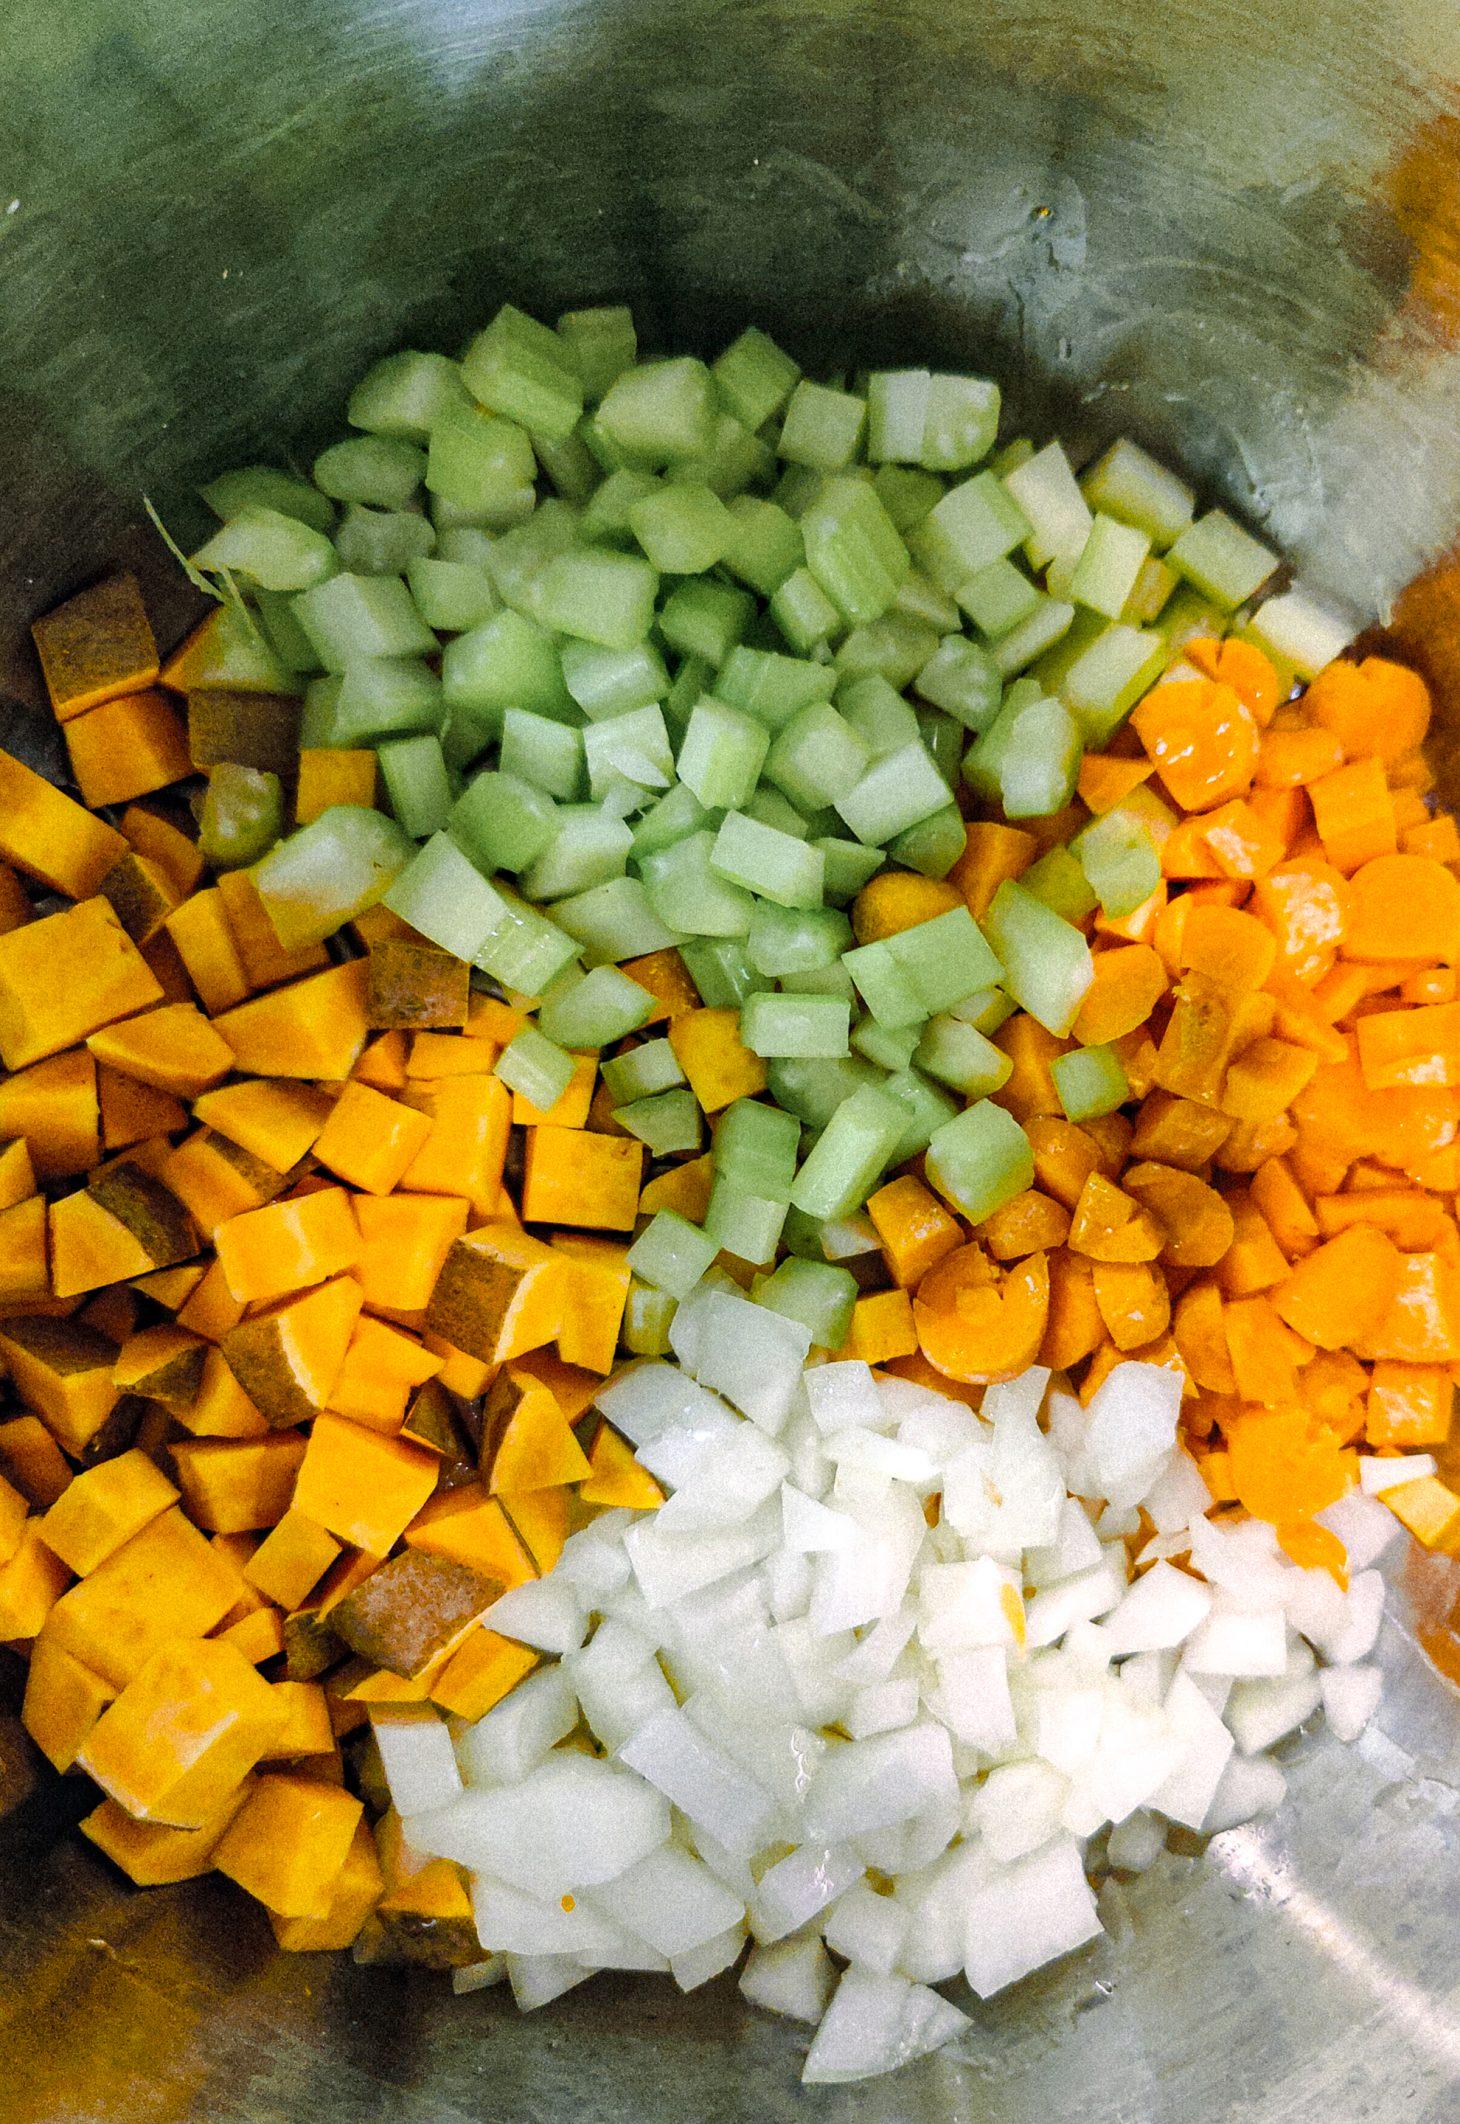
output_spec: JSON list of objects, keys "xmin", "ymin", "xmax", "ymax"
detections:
[{"xmin": 369, "ymin": 1283, "xmax": 1400, "ymax": 2085}]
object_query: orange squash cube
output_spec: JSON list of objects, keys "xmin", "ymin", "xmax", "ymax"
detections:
[
  {"xmin": 39, "ymin": 1447, "xmax": 179, "ymax": 1575},
  {"xmin": 0, "ymin": 897, "xmax": 162, "ymax": 1071},
  {"xmin": 79, "ymin": 1637, "xmax": 287, "ymax": 1826},
  {"xmin": 212, "ymin": 1771, "xmax": 365, "ymax": 1916},
  {"xmin": 292, "ymin": 1414, "xmax": 438, "ymax": 1558}
]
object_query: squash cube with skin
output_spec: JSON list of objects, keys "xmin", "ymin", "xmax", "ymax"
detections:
[
  {"xmin": 31, "ymin": 573, "xmax": 159, "ymax": 721},
  {"xmin": 331, "ymin": 1550, "xmax": 500, "ymax": 1678},
  {"xmin": 78, "ymin": 1637, "xmax": 287, "ymax": 1826},
  {"xmin": 191, "ymin": 1079, "xmax": 336, "ymax": 1173},
  {"xmin": 165, "ymin": 1128, "xmax": 293, "ymax": 1240},
  {"xmin": 369, "ymin": 1862, "xmax": 483, "ymax": 1968},
  {"xmin": 45, "ymin": 1505, "xmax": 243, "ymax": 1688},
  {"xmin": 269, "ymin": 1816, "xmax": 384, "ymax": 1951},
  {"xmin": 112, "ymin": 1323, "xmax": 207, "ymax": 1411},
  {"xmin": 292, "ymin": 1414, "xmax": 439, "ymax": 1558},
  {"xmin": 39, "ymin": 1447, "xmax": 179, "ymax": 1575},
  {"xmin": 500, "ymin": 1485, "xmax": 569, "ymax": 1575},
  {"xmin": 173, "ymin": 1346, "xmax": 269, "ymax": 1439},
  {"xmin": 0, "ymin": 1315, "xmax": 121, "ymax": 1458},
  {"xmin": 215, "ymin": 1188, "xmax": 362, "ymax": 1307},
  {"xmin": 96, "ymin": 850, "xmax": 186, "ymax": 945},
  {"xmin": 213, "ymin": 1773, "xmax": 365, "ymax": 1917},
  {"xmin": 366, "ymin": 940, "xmax": 470, "ymax": 1031},
  {"xmin": 0, "ymin": 897, "xmax": 163, "ymax": 1072},
  {"xmin": 170, "ymin": 1433, "xmax": 309, "ymax": 1534},
  {"xmin": 405, "ymin": 1485, "xmax": 537, "ymax": 1586},
  {"xmin": 220, "ymin": 1606, "xmax": 288, "ymax": 1667},
  {"xmin": 21, "ymin": 1636, "xmax": 117, "ymax": 1771},
  {"xmin": 483, "ymin": 1369, "xmax": 592, "ymax": 1493},
  {"xmin": 425, "ymin": 1222, "xmax": 567, "ymax": 1365},
  {"xmin": 220, "ymin": 1276, "xmax": 364, "ymax": 1428},
  {"xmin": 80, "ymin": 1783, "xmax": 254, "ymax": 1887}
]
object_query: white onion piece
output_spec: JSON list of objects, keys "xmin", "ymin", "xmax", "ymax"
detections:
[
  {"xmin": 371, "ymin": 1705, "xmax": 463, "ymax": 1817},
  {"xmin": 1319, "ymin": 1663, "xmax": 1384, "ymax": 1743},
  {"xmin": 963, "ymin": 1837, "xmax": 1102, "ymax": 1999},
  {"xmin": 802, "ymin": 1968, "xmax": 970, "ymax": 2085},
  {"xmin": 740, "ymin": 1934, "xmax": 836, "ymax": 2024}
]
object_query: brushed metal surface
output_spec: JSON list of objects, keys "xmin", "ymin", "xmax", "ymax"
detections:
[{"xmin": 3, "ymin": 0, "xmax": 1460, "ymax": 2116}]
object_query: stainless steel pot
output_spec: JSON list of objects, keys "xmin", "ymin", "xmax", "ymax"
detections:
[{"xmin": 3, "ymin": 2, "xmax": 1460, "ymax": 2116}]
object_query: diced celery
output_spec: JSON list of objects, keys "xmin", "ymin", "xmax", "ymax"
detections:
[
  {"xmin": 556, "ymin": 305, "xmax": 638, "ymax": 401},
  {"xmin": 704, "ymin": 1176, "xmax": 788, "ymax": 1265},
  {"xmin": 956, "ymin": 555, "xmax": 1043, "ymax": 639},
  {"xmin": 818, "ymin": 837, "xmax": 885, "ymax": 905},
  {"xmin": 552, "ymin": 876, "xmax": 677, "ymax": 963},
  {"xmin": 710, "ymin": 813, "xmax": 825, "ymax": 910},
  {"xmin": 713, "ymin": 1096, "xmax": 802, "ymax": 1197},
  {"xmin": 837, "ymin": 674, "xmax": 922, "ymax": 758},
  {"xmin": 252, "ymin": 804, "xmax": 411, "ymax": 946},
  {"xmin": 746, "ymin": 904, "xmax": 852, "ymax": 980},
  {"xmin": 1072, "ymin": 806, "xmax": 1161, "ymax": 917},
  {"xmin": 474, "ymin": 883, "xmax": 581, "ymax": 995},
  {"xmin": 712, "ymin": 326, "xmax": 801, "ymax": 430},
  {"xmin": 521, "ymin": 807, "xmax": 633, "ymax": 900},
  {"xmin": 1157, "ymin": 583, "xmax": 1231, "ymax": 651},
  {"xmin": 200, "ymin": 767, "xmax": 283, "ymax": 871},
  {"xmin": 628, "ymin": 482, "xmax": 733, "ymax": 574},
  {"xmin": 778, "ymin": 381, "xmax": 867, "ymax": 472},
  {"xmin": 762, "ymin": 700, "xmax": 870, "ymax": 812},
  {"xmin": 623, "ymin": 1280, "xmax": 677, "ymax": 1355},
  {"xmin": 461, "ymin": 304, "xmax": 583, "ymax": 443},
  {"xmin": 872, "ymin": 464, "xmax": 944, "ymax": 533},
  {"xmin": 680, "ymin": 936, "xmax": 758, "ymax": 1007},
  {"xmin": 766, "ymin": 1054, "xmax": 882, "ymax": 1129},
  {"xmin": 385, "ymin": 832, "xmax": 510, "ymax": 960},
  {"xmin": 950, "ymin": 985, "xmax": 1017, "ymax": 1036},
  {"xmin": 843, "ymin": 938, "xmax": 926, "ymax": 1030},
  {"xmin": 1067, "ymin": 512, "xmax": 1151, "ymax": 623},
  {"xmin": 641, "ymin": 830, "xmax": 754, "ymax": 937},
  {"xmin": 1021, "ymin": 845, "xmax": 1099, "ymax": 922},
  {"xmin": 835, "ymin": 741, "xmax": 950, "ymax": 846},
  {"xmin": 1244, "ymin": 586, "xmax": 1354, "ymax": 680},
  {"xmin": 194, "ymin": 507, "xmax": 338, "ymax": 594},
  {"xmin": 781, "ymin": 961, "xmax": 855, "ymax": 1003},
  {"xmin": 1060, "ymin": 623, "xmax": 1168, "ymax": 742},
  {"xmin": 436, "ymin": 526, "xmax": 494, "ymax": 566},
  {"xmin": 1081, "ymin": 438, "xmax": 1194, "ymax": 550},
  {"xmin": 339, "ymin": 520, "xmax": 430, "ymax": 588},
  {"xmin": 852, "ymin": 1016, "xmax": 920, "ymax": 1072},
  {"xmin": 678, "ymin": 412, "xmax": 775, "ymax": 501},
  {"xmin": 801, "ymin": 476, "xmax": 911, "ymax": 625},
  {"xmin": 965, "ymin": 690, "xmax": 1081, "ymax": 819},
  {"xmin": 887, "ymin": 906, "xmax": 1003, "ymax": 1015},
  {"xmin": 448, "ymin": 771, "xmax": 558, "ymax": 875},
  {"xmin": 499, "ymin": 709, "xmax": 584, "ymax": 801},
  {"xmin": 914, "ymin": 1015, "xmax": 1013, "ymax": 1097},
  {"xmin": 424, "ymin": 406, "xmax": 536, "ymax": 524},
  {"xmin": 1002, "ymin": 441, "xmax": 1092, "ymax": 569},
  {"xmin": 880, "ymin": 1064, "xmax": 958, "ymax": 1159},
  {"xmin": 580, "ymin": 466, "xmax": 663, "ymax": 545},
  {"xmin": 914, "ymin": 635, "xmax": 1002, "ymax": 731},
  {"xmin": 378, "ymin": 733, "xmax": 452, "ymax": 838},
  {"xmin": 867, "ymin": 371, "xmax": 931, "ymax": 464},
  {"xmin": 990, "ymin": 596, "xmax": 1075, "ymax": 676},
  {"xmin": 560, "ymin": 639, "xmax": 668, "ymax": 720},
  {"xmin": 537, "ymin": 549, "xmax": 659, "ymax": 650},
  {"xmin": 614, "ymin": 1088, "xmax": 702, "ymax": 1154},
  {"xmin": 482, "ymin": 499, "xmax": 582, "ymax": 618},
  {"xmin": 331, "ymin": 657, "xmax": 442, "ymax": 745},
  {"xmin": 629, "ymin": 781, "xmax": 715, "ymax": 861},
  {"xmin": 789, "ymin": 1085, "xmax": 908, "ymax": 1219},
  {"xmin": 406, "ymin": 555, "xmax": 499, "ymax": 633},
  {"xmin": 495, "ymin": 1026, "xmax": 576, "ymax": 1109},
  {"xmin": 677, "ymin": 697, "xmax": 771, "ymax": 809},
  {"xmin": 1168, "ymin": 508, "xmax": 1278, "ymax": 610},
  {"xmin": 627, "ymin": 1210, "xmax": 718, "ymax": 1299},
  {"xmin": 441, "ymin": 607, "xmax": 571, "ymax": 722},
  {"xmin": 983, "ymin": 879, "xmax": 1093, "ymax": 1037},
  {"xmin": 348, "ymin": 350, "xmax": 471, "ymax": 443},
  {"xmin": 314, "ymin": 434, "xmax": 427, "ymax": 511},
  {"xmin": 538, "ymin": 964, "xmax": 655, "ymax": 1047},
  {"xmin": 602, "ymin": 1038, "xmax": 685, "ymax": 1104},
  {"xmin": 771, "ymin": 566, "xmax": 840, "ymax": 653},
  {"xmin": 534, "ymin": 429, "xmax": 601, "ymax": 503},
  {"xmin": 889, "ymin": 803, "xmax": 965, "ymax": 879},
  {"xmin": 1051, "ymin": 1043, "xmax": 1130, "ymax": 1122},
  {"xmin": 203, "ymin": 464, "xmax": 336, "ymax": 535},
  {"xmin": 756, "ymin": 1256, "xmax": 857, "ymax": 1348},
  {"xmin": 741, "ymin": 992, "xmax": 850, "ymax": 1059},
  {"xmin": 895, "ymin": 566, "xmax": 961, "ymax": 632},
  {"xmin": 1123, "ymin": 555, "xmax": 1178, "ymax": 626},
  {"xmin": 908, "ymin": 471, "xmax": 1030, "ymax": 594},
  {"xmin": 925, "ymin": 1100, "xmax": 1033, "ymax": 1222},
  {"xmin": 254, "ymin": 590, "xmax": 322, "ymax": 679},
  {"xmin": 299, "ymin": 677, "xmax": 343, "ymax": 748},
  {"xmin": 713, "ymin": 646, "xmax": 834, "ymax": 731},
  {"xmin": 922, "ymin": 374, "xmax": 1001, "ymax": 474},
  {"xmin": 596, "ymin": 358, "xmax": 718, "ymax": 465},
  {"xmin": 723, "ymin": 498, "xmax": 805, "ymax": 597},
  {"xmin": 659, "ymin": 578, "xmax": 755, "ymax": 666},
  {"xmin": 582, "ymin": 704, "xmax": 673, "ymax": 796},
  {"xmin": 834, "ymin": 612, "xmax": 939, "ymax": 690}
]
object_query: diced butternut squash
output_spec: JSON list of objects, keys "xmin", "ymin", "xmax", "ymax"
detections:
[
  {"xmin": 498, "ymin": 1485, "xmax": 568, "ymax": 1575},
  {"xmin": 98, "ymin": 1065, "xmax": 188, "ymax": 1151},
  {"xmin": 164, "ymin": 888, "xmax": 252, "ymax": 1014},
  {"xmin": 847, "ymin": 1288, "xmax": 920, "ymax": 1363},
  {"xmin": 579, "ymin": 1423, "xmax": 665, "ymax": 1510},
  {"xmin": 0, "ymin": 1522, "xmax": 72, "ymax": 1639},
  {"xmin": 32, "ymin": 574, "xmax": 159, "ymax": 720},
  {"xmin": 328, "ymin": 1316, "xmax": 440, "ymax": 1432},
  {"xmin": 353, "ymin": 1030, "xmax": 410, "ymax": 1092},
  {"xmin": 171, "ymin": 1433, "xmax": 309, "ymax": 1534},
  {"xmin": 113, "ymin": 1322, "xmax": 206, "ymax": 1409},
  {"xmin": 668, "ymin": 1007, "xmax": 766, "ymax": 1111},
  {"xmin": 292, "ymin": 1413, "xmax": 439, "ymax": 1558},
  {"xmin": 311, "ymin": 1081, "xmax": 434, "ymax": 1197},
  {"xmin": 244, "ymin": 1510, "xmax": 341, "ymax": 1611},
  {"xmin": 81, "ymin": 1784, "xmax": 254, "ymax": 1886},
  {"xmin": 120, "ymin": 805, "xmax": 205, "ymax": 897},
  {"xmin": 97, "ymin": 850, "xmax": 184, "ymax": 947},
  {"xmin": 21, "ymin": 1636, "xmax": 118, "ymax": 1771},
  {"xmin": 45, "ymin": 1505, "xmax": 243, "ymax": 1686},
  {"xmin": 332, "ymin": 1551, "xmax": 498, "ymax": 1677},
  {"xmin": 521, "ymin": 1125, "xmax": 643, "ymax": 1231},
  {"xmin": 352, "ymin": 1193, "xmax": 470, "ymax": 1317},
  {"xmin": 0, "ymin": 897, "xmax": 162, "ymax": 1071},
  {"xmin": 213, "ymin": 959, "xmax": 371, "ymax": 1081},
  {"xmin": 0, "ymin": 1415, "xmax": 72, "ymax": 1507},
  {"xmin": 192, "ymin": 1078, "xmax": 335, "ymax": 1172},
  {"xmin": 551, "ymin": 1234, "xmax": 632, "ymax": 1375},
  {"xmin": 269, "ymin": 1815, "xmax": 384, "ymax": 1951},
  {"xmin": 425, "ymin": 1222, "xmax": 567, "ymax": 1365},
  {"xmin": 165, "ymin": 1127, "xmax": 292, "ymax": 1239},
  {"xmin": 87, "ymin": 1158, "xmax": 198, "ymax": 1267},
  {"xmin": 0, "ymin": 1314, "xmax": 121, "ymax": 1456},
  {"xmin": 638, "ymin": 1152, "xmax": 715, "ymax": 1223},
  {"xmin": 215, "ymin": 1188, "xmax": 361, "ymax": 1306},
  {"xmin": 399, "ymin": 1075, "xmax": 511, "ymax": 1218},
  {"xmin": 220, "ymin": 1276, "xmax": 362, "ymax": 1429},
  {"xmin": 296, "ymin": 748, "xmax": 378, "ymax": 825},
  {"xmin": 0, "ymin": 1470, "xmax": 26, "ymax": 1566},
  {"xmin": 426, "ymin": 1628, "xmax": 538, "ymax": 1721},
  {"xmin": 215, "ymin": 867, "xmax": 330, "ymax": 992},
  {"xmin": 88, "ymin": 1003, "xmax": 235, "ymax": 1100},
  {"xmin": 66, "ymin": 689, "xmax": 191, "ymax": 807},
  {"xmin": 405, "ymin": 1485, "xmax": 536, "ymax": 1585},
  {"xmin": 39, "ymin": 1448, "xmax": 179, "ymax": 1575},
  {"xmin": 78, "ymin": 1637, "xmax": 287, "ymax": 1826},
  {"xmin": 0, "ymin": 1049, "xmax": 100, "ymax": 1180},
  {"xmin": 483, "ymin": 1368, "xmax": 591, "ymax": 1492},
  {"xmin": 173, "ymin": 1345, "xmax": 268, "ymax": 1438},
  {"xmin": 0, "ymin": 1195, "xmax": 50, "ymax": 1304}
]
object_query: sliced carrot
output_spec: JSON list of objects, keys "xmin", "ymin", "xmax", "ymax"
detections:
[
  {"xmin": 1309, "ymin": 755, "xmax": 1396, "ymax": 872},
  {"xmin": 1271, "ymin": 1224, "xmax": 1404, "ymax": 1349},
  {"xmin": 1173, "ymin": 1280, "xmax": 1237, "ymax": 1393},
  {"xmin": 1091, "ymin": 1258, "xmax": 1169, "ymax": 1352},
  {"xmin": 1132, "ymin": 678, "xmax": 1259, "ymax": 813},
  {"xmin": 913, "ymin": 1244, "xmax": 1049, "ymax": 1384},
  {"xmin": 1187, "ymin": 636, "xmax": 1284, "ymax": 725},
  {"xmin": 865, "ymin": 1175, "xmax": 962, "ymax": 1288},
  {"xmin": 1071, "ymin": 944, "xmax": 1166, "ymax": 1047},
  {"xmin": 1039, "ymin": 1249, "xmax": 1104, "ymax": 1370},
  {"xmin": 1304, "ymin": 656, "xmax": 1431, "ymax": 762},
  {"xmin": 1255, "ymin": 725, "xmax": 1344, "ymax": 789}
]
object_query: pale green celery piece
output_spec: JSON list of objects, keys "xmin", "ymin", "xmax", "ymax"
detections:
[
  {"xmin": 347, "ymin": 351, "xmax": 471, "ymax": 442},
  {"xmin": 630, "ymin": 781, "xmax": 715, "ymax": 860},
  {"xmin": 252, "ymin": 592, "xmax": 321, "ymax": 681},
  {"xmin": 641, "ymin": 829, "xmax": 755, "ymax": 938},
  {"xmin": 1073, "ymin": 806, "xmax": 1162, "ymax": 917},
  {"xmin": 623, "ymin": 1280, "xmax": 678, "ymax": 1355},
  {"xmin": 659, "ymin": 578, "xmax": 756, "ymax": 666},
  {"xmin": 872, "ymin": 463, "xmax": 944, "ymax": 533},
  {"xmin": 334, "ymin": 506, "xmax": 436, "ymax": 577},
  {"xmin": 486, "ymin": 500, "xmax": 584, "ymax": 620},
  {"xmin": 990, "ymin": 595, "xmax": 1075, "ymax": 676},
  {"xmin": 430, "ymin": 486, "xmax": 533, "ymax": 536},
  {"xmin": 715, "ymin": 644, "xmax": 836, "ymax": 728},
  {"xmin": 678, "ymin": 411, "xmax": 777, "ymax": 500},
  {"xmin": 819, "ymin": 1211, "xmax": 884, "ymax": 1261},
  {"xmin": 560, "ymin": 639, "xmax": 668, "ymax": 720},
  {"xmin": 461, "ymin": 303, "xmax": 583, "ymax": 443},
  {"xmin": 614, "ymin": 1088, "xmax": 703, "ymax": 1155},
  {"xmin": 556, "ymin": 305, "xmax": 638, "ymax": 402},
  {"xmin": 298, "ymin": 676, "xmax": 344, "ymax": 747},
  {"xmin": 925, "ymin": 1100, "xmax": 1034, "ymax": 1223},
  {"xmin": 1168, "ymin": 508, "xmax": 1278, "ymax": 610},
  {"xmin": 677, "ymin": 696, "xmax": 770, "ymax": 809},
  {"xmin": 895, "ymin": 567, "xmax": 960, "ymax": 633},
  {"xmin": 627, "ymin": 1209, "xmax": 718, "ymax": 1299},
  {"xmin": 494, "ymin": 1026, "xmax": 576, "ymax": 1109},
  {"xmin": 835, "ymin": 741, "xmax": 950, "ymax": 846},
  {"xmin": 293, "ymin": 571, "xmax": 436, "ymax": 670},
  {"xmin": 852, "ymin": 1017, "xmax": 921, "ymax": 1072},
  {"xmin": 314, "ymin": 434, "xmax": 427, "ymax": 510},
  {"xmin": 837, "ymin": 674, "xmax": 921, "ymax": 757},
  {"xmin": 442, "ymin": 608, "xmax": 572, "ymax": 722},
  {"xmin": 435, "ymin": 526, "xmax": 494, "ymax": 566},
  {"xmin": 771, "ymin": 566, "xmax": 840, "ymax": 653},
  {"xmin": 957, "ymin": 555, "xmax": 1042, "ymax": 639},
  {"xmin": 202, "ymin": 465, "xmax": 336, "ymax": 535},
  {"xmin": 710, "ymin": 812, "xmax": 825, "ymax": 910},
  {"xmin": 997, "ymin": 695, "xmax": 1083, "ymax": 819},
  {"xmin": 722, "ymin": 496, "xmax": 805, "ymax": 598},
  {"xmin": 1051, "ymin": 1042, "xmax": 1130, "ymax": 1122},
  {"xmin": 424, "ymin": 405, "xmax": 536, "ymax": 524},
  {"xmin": 780, "ymin": 961, "xmax": 856, "ymax": 1001},
  {"xmin": 537, "ymin": 964, "xmax": 656, "ymax": 1047},
  {"xmin": 765, "ymin": 700, "xmax": 871, "ymax": 812},
  {"xmin": 580, "ymin": 466, "xmax": 664, "ymax": 546},
  {"xmin": 332, "ymin": 657, "xmax": 442, "ymax": 746},
  {"xmin": 949, "ymin": 985, "xmax": 1017, "ymax": 1036},
  {"xmin": 740, "ymin": 991, "xmax": 851, "ymax": 1059},
  {"xmin": 1021, "ymin": 845, "xmax": 1100, "ymax": 922},
  {"xmin": 533, "ymin": 428, "xmax": 602, "ymax": 503},
  {"xmin": 406, "ymin": 556, "xmax": 498, "ymax": 633},
  {"xmin": 449, "ymin": 770, "xmax": 558, "ymax": 874},
  {"xmin": 922, "ymin": 375, "xmax": 1001, "ymax": 474},
  {"xmin": 712, "ymin": 326, "xmax": 801, "ymax": 430},
  {"xmin": 834, "ymin": 613, "xmax": 940, "ymax": 690},
  {"xmin": 766, "ymin": 1054, "xmax": 882, "ymax": 1130},
  {"xmin": 521, "ymin": 807, "xmax": 633, "ymax": 900},
  {"xmin": 880, "ymin": 1064, "xmax": 958, "ymax": 1159},
  {"xmin": 746, "ymin": 905, "xmax": 852, "ymax": 983},
  {"xmin": 199, "ymin": 766, "xmax": 282, "ymax": 873},
  {"xmin": 964, "ymin": 687, "xmax": 1049, "ymax": 806},
  {"xmin": 582, "ymin": 705, "xmax": 673, "ymax": 797},
  {"xmin": 580, "ymin": 409, "xmax": 652, "ymax": 475},
  {"xmin": 789, "ymin": 1084, "xmax": 908, "ymax": 1219},
  {"xmin": 193, "ymin": 507, "xmax": 338, "ymax": 594},
  {"xmin": 843, "ymin": 938, "xmax": 927, "ymax": 1030},
  {"xmin": 596, "ymin": 357, "xmax": 718, "ymax": 465},
  {"xmin": 385, "ymin": 832, "xmax": 510, "ymax": 960},
  {"xmin": 983, "ymin": 878, "xmax": 1094, "ymax": 1037},
  {"xmin": 890, "ymin": 801, "xmax": 965, "ymax": 879},
  {"xmin": 1157, "ymin": 582, "xmax": 1230, "ymax": 651},
  {"xmin": 991, "ymin": 437, "xmax": 1036, "ymax": 478},
  {"xmin": 498, "ymin": 709, "xmax": 584, "ymax": 801},
  {"xmin": 743, "ymin": 786, "xmax": 811, "ymax": 838},
  {"xmin": 778, "ymin": 381, "xmax": 867, "ymax": 472},
  {"xmin": 1001, "ymin": 441, "xmax": 1092, "ymax": 569},
  {"xmin": 1068, "ymin": 513, "xmax": 1153, "ymax": 622},
  {"xmin": 680, "ymin": 937, "xmax": 758, "ymax": 1007},
  {"xmin": 602, "ymin": 1038, "xmax": 685, "ymax": 1104},
  {"xmin": 773, "ymin": 462, "xmax": 824, "ymax": 518},
  {"xmin": 754, "ymin": 1257, "xmax": 857, "ymax": 1350},
  {"xmin": 1122, "ymin": 555, "xmax": 1179, "ymax": 627},
  {"xmin": 704, "ymin": 1177, "xmax": 789, "ymax": 1266},
  {"xmin": 915, "ymin": 1015, "xmax": 1013, "ymax": 1097},
  {"xmin": 867, "ymin": 370, "xmax": 931, "ymax": 464},
  {"xmin": 818, "ymin": 837, "xmax": 885, "ymax": 905},
  {"xmin": 780, "ymin": 1204, "xmax": 831, "ymax": 1260},
  {"xmin": 474, "ymin": 883, "xmax": 581, "ymax": 996},
  {"xmin": 627, "ymin": 482, "xmax": 734, "ymax": 574},
  {"xmin": 378, "ymin": 734, "xmax": 452, "ymax": 839},
  {"xmin": 1060, "ymin": 623, "xmax": 1168, "ymax": 742},
  {"xmin": 914, "ymin": 635, "xmax": 1002, "ymax": 732},
  {"xmin": 663, "ymin": 653, "xmax": 713, "ymax": 736},
  {"xmin": 537, "ymin": 549, "xmax": 659, "ymax": 651},
  {"xmin": 1031, "ymin": 605, "xmax": 1108, "ymax": 693},
  {"xmin": 885, "ymin": 905, "xmax": 1003, "ymax": 1015},
  {"xmin": 252, "ymin": 804, "xmax": 413, "ymax": 946},
  {"xmin": 907, "ymin": 470, "xmax": 1030, "ymax": 594},
  {"xmin": 801, "ymin": 476, "xmax": 911, "ymax": 625},
  {"xmin": 1080, "ymin": 438, "xmax": 1195, "ymax": 549},
  {"xmin": 551, "ymin": 876, "xmax": 677, "ymax": 964},
  {"xmin": 596, "ymin": 773, "xmax": 647, "ymax": 822},
  {"xmin": 1243, "ymin": 586, "xmax": 1355, "ymax": 681}
]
